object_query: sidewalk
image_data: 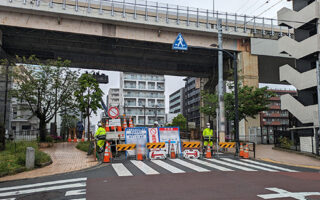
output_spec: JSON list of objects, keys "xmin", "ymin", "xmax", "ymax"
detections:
[
  {"xmin": 255, "ymin": 144, "xmax": 320, "ymax": 169},
  {"xmin": 0, "ymin": 142, "xmax": 98, "ymax": 182}
]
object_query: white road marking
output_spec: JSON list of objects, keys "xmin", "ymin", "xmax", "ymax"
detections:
[
  {"xmin": 65, "ymin": 189, "xmax": 86, "ymax": 196},
  {"xmin": 69, "ymin": 199, "xmax": 86, "ymax": 200},
  {"xmin": 257, "ymin": 187, "xmax": 320, "ymax": 199},
  {"xmin": 0, "ymin": 198, "xmax": 16, "ymax": 200},
  {"xmin": 130, "ymin": 160, "xmax": 159, "ymax": 175},
  {"xmin": 191, "ymin": 159, "xmax": 234, "ymax": 171},
  {"xmin": 221, "ymin": 158, "xmax": 278, "ymax": 172},
  {"xmin": 205, "ymin": 158, "xmax": 257, "ymax": 171},
  {"xmin": 0, "ymin": 183, "xmax": 86, "ymax": 197},
  {"xmin": 112, "ymin": 163, "xmax": 133, "ymax": 176},
  {"xmin": 0, "ymin": 177, "xmax": 87, "ymax": 192},
  {"xmin": 241, "ymin": 159, "xmax": 298, "ymax": 172},
  {"xmin": 170, "ymin": 159, "xmax": 210, "ymax": 172},
  {"xmin": 151, "ymin": 160, "xmax": 185, "ymax": 173}
]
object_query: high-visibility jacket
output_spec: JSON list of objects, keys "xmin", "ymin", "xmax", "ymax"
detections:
[
  {"xmin": 203, "ymin": 128, "xmax": 213, "ymax": 138},
  {"xmin": 95, "ymin": 127, "xmax": 106, "ymax": 148}
]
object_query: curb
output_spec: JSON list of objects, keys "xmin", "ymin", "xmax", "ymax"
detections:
[
  {"xmin": 258, "ymin": 158, "xmax": 320, "ymax": 170},
  {"xmin": 272, "ymin": 147, "xmax": 320, "ymax": 160}
]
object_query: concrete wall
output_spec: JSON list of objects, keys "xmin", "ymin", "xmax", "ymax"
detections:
[{"xmin": 300, "ymin": 136, "xmax": 316, "ymax": 153}]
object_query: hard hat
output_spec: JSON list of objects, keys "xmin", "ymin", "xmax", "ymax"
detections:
[
  {"xmin": 206, "ymin": 123, "xmax": 210, "ymax": 126},
  {"xmin": 154, "ymin": 121, "xmax": 159, "ymax": 125},
  {"xmin": 97, "ymin": 122, "xmax": 102, "ymax": 127}
]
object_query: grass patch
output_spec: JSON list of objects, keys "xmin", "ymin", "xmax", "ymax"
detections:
[
  {"xmin": 0, "ymin": 141, "xmax": 52, "ymax": 177},
  {"xmin": 76, "ymin": 141, "xmax": 90, "ymax": 152}
]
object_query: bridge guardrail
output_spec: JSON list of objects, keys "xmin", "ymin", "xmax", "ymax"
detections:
[{"xmin": 9, "ymin": 0, "xmax": 293, "ymax": 39}]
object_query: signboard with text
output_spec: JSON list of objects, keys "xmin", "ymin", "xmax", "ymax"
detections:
[
  {"xmin": 159, "ymin": 127, "xmax": 181, "ymax": 154},
  {"xmin": 125, "ymin": 127, "xmax": 148, "ymax": 156},
  {"xmin": 148, "ymin": 128, "xmax": 159, "ymax": 143}
]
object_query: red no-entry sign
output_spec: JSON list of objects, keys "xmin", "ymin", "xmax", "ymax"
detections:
[{"xmin": 108, "ymin": 106, "xmax": 120, "ymax": 119}]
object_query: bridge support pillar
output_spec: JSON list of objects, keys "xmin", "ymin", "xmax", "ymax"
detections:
[{"xmin": 238, "ymin": 51, "xmax": 261, "ymax": 141}]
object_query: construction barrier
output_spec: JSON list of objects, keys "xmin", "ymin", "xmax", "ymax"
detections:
[
  {"xmin": 116, "ymin": 144, "xmax": 136, "ymax": 151},
  {"xmin": 182, "ymin": 142, "xmax": 201, "ymax": 148},
  {"xmin": 146, "ymin": 142, "xmax": 166, "ymax": 149},
  {"xmin": 219, "ymin": 142, "xmax": 236, "ymax": 148}
]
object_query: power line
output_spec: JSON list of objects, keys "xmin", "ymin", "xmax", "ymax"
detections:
[
  {"xmin": 245, "ymin": 0, "xmax": 270, "ymax": 15},
  {"xmin": 234, "ymin": 0, "xmax": 251, "ymax": 13},
  {"xmin": 255, "ymin": 0, "xmax": 284, "ymax": 17}
]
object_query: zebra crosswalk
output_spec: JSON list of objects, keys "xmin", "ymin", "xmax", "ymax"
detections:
[
  {"xmin": 111, "ymin": 158, "xmax": 299, "ymax": 176},
  {"xmin": 0, "ymin": 177, "xmax": 87, "ymax": 200}
]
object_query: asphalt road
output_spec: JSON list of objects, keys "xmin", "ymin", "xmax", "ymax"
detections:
[{"xmin": 0, "ymin": 156, "xmax": 319, "ymax": 200}]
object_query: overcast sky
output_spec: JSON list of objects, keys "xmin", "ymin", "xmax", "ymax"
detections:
[{"xmin": 90, "ymin": 0, "xmax": 293, "ymax": 127}]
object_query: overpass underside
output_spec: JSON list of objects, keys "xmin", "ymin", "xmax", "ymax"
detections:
[{"xmin": 0, "ymin": 25, "xmax": 221, "ymax": 78}]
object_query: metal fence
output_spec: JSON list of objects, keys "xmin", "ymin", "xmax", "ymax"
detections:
[
  {"xmin": 274, "ymin": 130, "xmax": 300, "ymax": 151},
  {"xmin": 9, "ymin": 0, "xmax": 292, "ymax": 38},
  {"xmin": 6, "ymin": 130, "xmax": 40, "ymax": 141}
]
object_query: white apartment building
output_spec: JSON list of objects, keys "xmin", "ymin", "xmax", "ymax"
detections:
[
  {"xmin": 107, "ymin": 88, "xmax": 121, "ymax": 107},
  {"xmin": 120, "ymin": 72, "xmax": 165, "ymax": 126}
]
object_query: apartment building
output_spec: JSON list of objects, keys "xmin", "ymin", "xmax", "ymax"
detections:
[
  {"xmin": 120, "ymin": 72, "xmax": 165, "ymax": 126},
  {"xmin": 260, "ymin": 89, "xmax": 297, "ymax": 144},
  {"xmin": 184, "ymin": 77, "xmax": 201, "ymax": 128},
  {"xmin": 107, "ymin": 88, "xmax": 121, "ymax": 107},
  {"xmin": 169, "ymin": 88, "xmax": 185, "ymax": 114}
]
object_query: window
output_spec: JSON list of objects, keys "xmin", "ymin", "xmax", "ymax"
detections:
[{"xmin": 22, "ymin": 125, "xmax": 31, "ymax": 130}]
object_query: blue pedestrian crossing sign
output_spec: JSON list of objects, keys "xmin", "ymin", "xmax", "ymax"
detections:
[{"xmin": 172, "ymin": 33, "xmax": 188, "ymax": 50}]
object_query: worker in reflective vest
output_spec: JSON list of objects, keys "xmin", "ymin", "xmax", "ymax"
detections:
[
  {"xmin": 95, "ymin": 122, "xmax": 106, "ymax": 153},
  {"xmin": 203, "ymin": 123, "xmax": 213, "ymax": 147}
]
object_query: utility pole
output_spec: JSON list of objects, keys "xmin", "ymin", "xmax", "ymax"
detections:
[
  {"xmin": 316, "ymin": 20, "xmax": 320, "ymax": 156},
  {"xmin": 217, "ymin": 18, "xmax": 226, "ymax": 143}
]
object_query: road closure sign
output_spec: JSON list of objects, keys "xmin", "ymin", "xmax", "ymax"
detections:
[
  {"xmin": 108, "ymin": 106, "xmax": 119, "ymax": 119},
  {"xmin": 148, "ymin": 128, "xmax": 159, "ymax": 143},
  {"xmin": 159, "ymin": 127, "xmax": 181, "ymax": 154},
  {"xmin": 125, "ymin": 127, "xmax": 148, "ymax": 156}
]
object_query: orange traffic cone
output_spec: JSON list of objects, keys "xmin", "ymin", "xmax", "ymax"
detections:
[
  {"xmin": 105, "ymin": 120, "xmax": 110, "ymax": 132},
  {"xmin": 170, "ymin": 143, "xmax": 176, "ymax": 159},
  {"xmin": 122, "ymin": 118, "xmax": 127, "ymax": 131},
  {"xmin": 129, "ymin": 117, "xmax": 134, "ymax": 128},
  {"xmin": 73, "ymin": 130, "xmax": 77, "ymax": 142},
  {"xmin": 205, "ymin": 144, "xmax": 212, "ymax": 158},
  {"xmin": 67, "ymin": 129, "xmax": 71, "ymax": 142},
  {"xmin": 81, "ymin": 130, "xmax": 85, "ymax": 142},
  {"xmin": 136, "ymin": 144, "xmax": 143, "ymax": 161},
  {"xmin": 239, "ymin": 143, "xmax": 244, "ymax": 157},
  {"xmin": 103, "ymin": 142, "xmax": 111, "ymax": 163},
  {"xmin": 111, "ymin": 126, "xmax": 114, "ymax": 131},
  {"xmin": 243, "ymin": 144, "xmax": 249, "ymax": 159}
]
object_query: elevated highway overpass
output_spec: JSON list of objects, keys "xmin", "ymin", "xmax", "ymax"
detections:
[{"xmin": 0, "ymin": 0, "xmax": 294, "ymax": 82}]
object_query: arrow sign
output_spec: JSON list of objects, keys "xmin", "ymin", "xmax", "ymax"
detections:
[{"xmin": 172, "ymin": 33, "xmax": 188, "ymax": 50}]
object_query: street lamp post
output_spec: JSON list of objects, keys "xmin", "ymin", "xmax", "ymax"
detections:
[{"xmin": 210, "ymin": 44, "xmax": 239, "ymax": 156}]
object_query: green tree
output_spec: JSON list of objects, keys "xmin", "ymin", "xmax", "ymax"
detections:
[
  {"xmin": 74, "ymin": 73, "xmax": 103, "ymax": 140},
  {"xmin": 200, "ymin": 91, "xmax": 218, "ymax": 120},
  {"xmin": 171, "ymin": 114, "xmax": 187, "ymax": 130},
  {"xmin": 10, "ymin": 56, "xmax": 79, "ymax": 142},
  {"xmin": 200, "ymin": 85, "xmax": 274, "ymax": 123}
]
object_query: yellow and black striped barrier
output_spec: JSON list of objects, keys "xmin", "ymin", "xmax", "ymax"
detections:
[
  {"xmin": 219, "ymin": 142, "xmax": 236, "ymax": 148},
  {"xmin": 182, "ymin": 142, "xmax": 201, "ymax": 148},
  {"xmin": 146, "ymin": 142, "xmax": 166, "ymax": 149},
  {"xmin": 116, "ymin": 144, "xmax": 136, "ymax": 151}
]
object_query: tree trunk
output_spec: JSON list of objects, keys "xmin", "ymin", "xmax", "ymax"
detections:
[
  {"xmin": 39, "ymin": 118, "xmax": 47, "ymax": 142},
  {"xmin": 87, "ymin": 107, "xmax": 90, "ymax": 141},
  {"xmin": 0, "ymin": 124, "xmax": 5, "ymax": 151}
]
